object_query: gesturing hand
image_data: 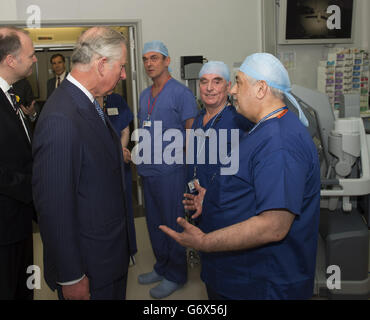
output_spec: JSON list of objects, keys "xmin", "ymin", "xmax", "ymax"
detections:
[
  {"xmin": 20, "ymin": 100, "xmax": 36, "ymax": 116},
  {"xmin": 159, "ymin": 217, "xmax": 206, "ymax": 251}
]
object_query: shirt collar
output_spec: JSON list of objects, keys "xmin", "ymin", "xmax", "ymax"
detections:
[
  {"xmin": 57, "ymin": 71, "xmax": 66, "ymax": 80},
  {"xmin": 0, "ymin": 76, "xmax": 11, "ymax": 94},
  {"xmin": 66, "ymin": 73, "xmax": 94, "ymax": 103}
]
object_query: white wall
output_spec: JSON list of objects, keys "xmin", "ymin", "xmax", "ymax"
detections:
[
  {"xmin": 1, "ymin": 0, "xmax": 262, "ymax": 88},
  {"xmin": 0, "ymin": 0, "xmax": 17, "ymax": 20},
  {"xmin": 3, "ymin": 0, "xmax": 367, "ymax": 92}
]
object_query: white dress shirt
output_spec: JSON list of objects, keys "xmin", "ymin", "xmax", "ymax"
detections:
[{"xmin": 55, "ymin": 71, "xmax": 67, "ymax": 88}]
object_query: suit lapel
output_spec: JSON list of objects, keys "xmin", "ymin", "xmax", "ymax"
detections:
[
  {"xmin": 61, "ymin": 80, "xmax": 118, "ymax": 162},
  {"xmin": 47, "ymin": 78, "xmax": 54, "ymax": 96},
  {"xmin": 0, "ymin": 88, "xmax": 31, "ymax": 147}
]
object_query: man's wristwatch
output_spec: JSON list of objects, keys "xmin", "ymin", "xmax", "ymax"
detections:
[{"xmin": 29, "ymin": 111, "xmax": 37, "ymax": 122}]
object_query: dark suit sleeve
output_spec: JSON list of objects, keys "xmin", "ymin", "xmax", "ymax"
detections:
[
  {"xmin": 13, "ymin": 78, "xmax": 34, "ymax": 106},
  {"xmin": 0, "ymin": 167, "xmax": 33, "ymax": 204},
  {"xmin": 32, "ymin": 114, "xmax": 84, "ymax": 283},
  {"xmin": 24, "ymin": 80, "xmax": 34, "ymax": 106},
  {"xmin": 20, "ymin": 79, "xmax": 35, "ymax": 106}
]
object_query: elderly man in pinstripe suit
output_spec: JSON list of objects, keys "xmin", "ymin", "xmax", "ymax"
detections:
[{"xmin": 32, "ymin": 26, "xmax": 136, "ymax": 300}]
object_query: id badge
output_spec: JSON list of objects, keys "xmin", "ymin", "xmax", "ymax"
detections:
[
  {"xmin": 143, "ymin": 120, "xmax": 151, "ymax": 128},
  {"xmin": 187, "ymin": 178, "xmax": 200, "ymax": 193},
  {"xmin": 107, "ymin": 107, "xmax": 119, "ymax": 116}
]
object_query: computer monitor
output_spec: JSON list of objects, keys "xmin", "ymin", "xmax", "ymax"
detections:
[{"xmin": 278, "ymin": 0, "xmax": 355, "ymax": 45}]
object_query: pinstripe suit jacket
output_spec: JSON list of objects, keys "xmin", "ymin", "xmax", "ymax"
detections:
[{"xmin": 32, "ymin": 79, "xmax": 135, "ymax": 291}]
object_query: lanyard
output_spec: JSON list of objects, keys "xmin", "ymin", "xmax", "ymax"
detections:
[
  {"xmin": 147, "ymin": 76, "xmax": 171, "ymax": 120},
  {"xmin": 210, "ymin": 107, "xmax": 289, "ymax": 180},
  {"xmin": 193, "ymin": 103, "xmax": 229, "ymax": 178},
  {"xmin": 248, "ymin": 106, "xmax": 288, "ymax": 135}
]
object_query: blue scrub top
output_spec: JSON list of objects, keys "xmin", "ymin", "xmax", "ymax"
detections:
[
  {"xmin": 105, "ymin": 93, "xmax": 133, "ymax": 135},
  {"xmin": 187, "ymin": 104, "xmax": 252, "ymax": 191},
  {"xmin": 200, "ymin": 110, "xmax": 321, "ymax": 299},
  {"xmin": 137, "ymin": 78, "xmax": 198, "ymax": 177}
]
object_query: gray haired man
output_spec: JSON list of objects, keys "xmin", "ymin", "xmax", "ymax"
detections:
[{"xmin": 32, "ymin": 27, "xmax": 136, "ymax": 300}]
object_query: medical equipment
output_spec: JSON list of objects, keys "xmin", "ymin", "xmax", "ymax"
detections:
[
  {"xmin": 180, "ymin": 55, "xmax": 204, "ymax": 98},
  {"xmin": 287, "ymin": 85, "xmax": 370, "ymax": 299},
  {"xmin": 181, "ymin": 56, "xmax": 204, "ymax": 80}
]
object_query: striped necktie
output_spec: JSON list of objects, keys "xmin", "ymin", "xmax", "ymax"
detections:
[
  {"xmin": 7, "ymin": 87, "xmax": 31, "ymax": 143},
  {"xmin": 93, "ymin": 99, "xmax": 106, "ymax": 125},
  {"xmin": 7, "ymin": 87, "xmax": 20, "ymax": 113}
]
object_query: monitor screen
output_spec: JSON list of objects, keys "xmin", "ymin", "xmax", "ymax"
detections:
[{"xmin": 278, "ymin": 0, "xmax": 355, "ymax": 45}]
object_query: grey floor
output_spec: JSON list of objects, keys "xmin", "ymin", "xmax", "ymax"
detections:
[
  {"xmin": 33, "ymin": 216, "xmax": 208, "ymax": 300},
  {"xmin": 32, "ymin": 181, "xmax": 370, "ymax": 300}
]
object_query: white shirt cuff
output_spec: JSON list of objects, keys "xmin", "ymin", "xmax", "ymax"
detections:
[{"xmin": 58, "ymin": 274, "xmax": 85, "ymax": 286}]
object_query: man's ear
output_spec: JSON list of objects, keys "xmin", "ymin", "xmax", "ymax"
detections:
[
  {"xmin": 97, "ymin": 57, "xmax": 108, "ymax": 76},
  {"xmin": 165, "ymin": 56, "xmax": 171, "ymax": 67},
  {"xmin": 255, "ymin": 80, "xmax": 268, "ymax": 100},
  {"xmin": 4, "ymin": 54, "xmax": 16, "ymax": 69}
]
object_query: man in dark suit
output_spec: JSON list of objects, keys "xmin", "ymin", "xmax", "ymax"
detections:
[
  {"xmin": 32, "ymin": 26, "xmax": 135, "ymax": 300},
  {"xmin": 0, "ymin": 27, "xmax": 37, "ymax": 300},
  {"xmin": 46, "ymin": 53, "xmax": 67, "ymax": 98}
]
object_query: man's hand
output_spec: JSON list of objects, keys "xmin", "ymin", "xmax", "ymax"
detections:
[
  {"xmin": 159, "ymin": 217, "xmax": 207, "ymax": 252},
  {"xmin": 183, "ymin": 181, "xmax": 206, "ymax": 219},
  {"xmin": 20, "ymin": 100, "xmax": 36, "ymax": 116},
  {"xmin": 62, "ymin": 276, "xmax": 90, "ymax": 300},
  {"xmin": 123, "ymin": 147, "xmax": 131, "ymax": 163}
]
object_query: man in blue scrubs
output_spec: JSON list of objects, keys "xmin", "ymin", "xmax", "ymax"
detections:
[
  {"xmin": 160, "ymin": 53, "xmax": 321, "ymax": 299},
  {"xmin": 185, "ymin": 61, "xmax": 251, "ymax": 270},
  {"xmin": 136, "ymin": 41, "xmax": 198, "ymax": 299},
  {"xmin": 187, "ymin": 61, "xmax": 251, "ymax": 217}
]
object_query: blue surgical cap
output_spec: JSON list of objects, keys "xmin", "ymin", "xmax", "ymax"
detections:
[
  {"xmin": 143, "ymin": 41, "xmax": 169, "ymax": 57},
  {"xmin": 239, "ymin": 53, "xmax": 308, "ymax": 127},
  {"xmin": 199, "ymin": 61, "xmax": 230, "ymax": 82}
]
